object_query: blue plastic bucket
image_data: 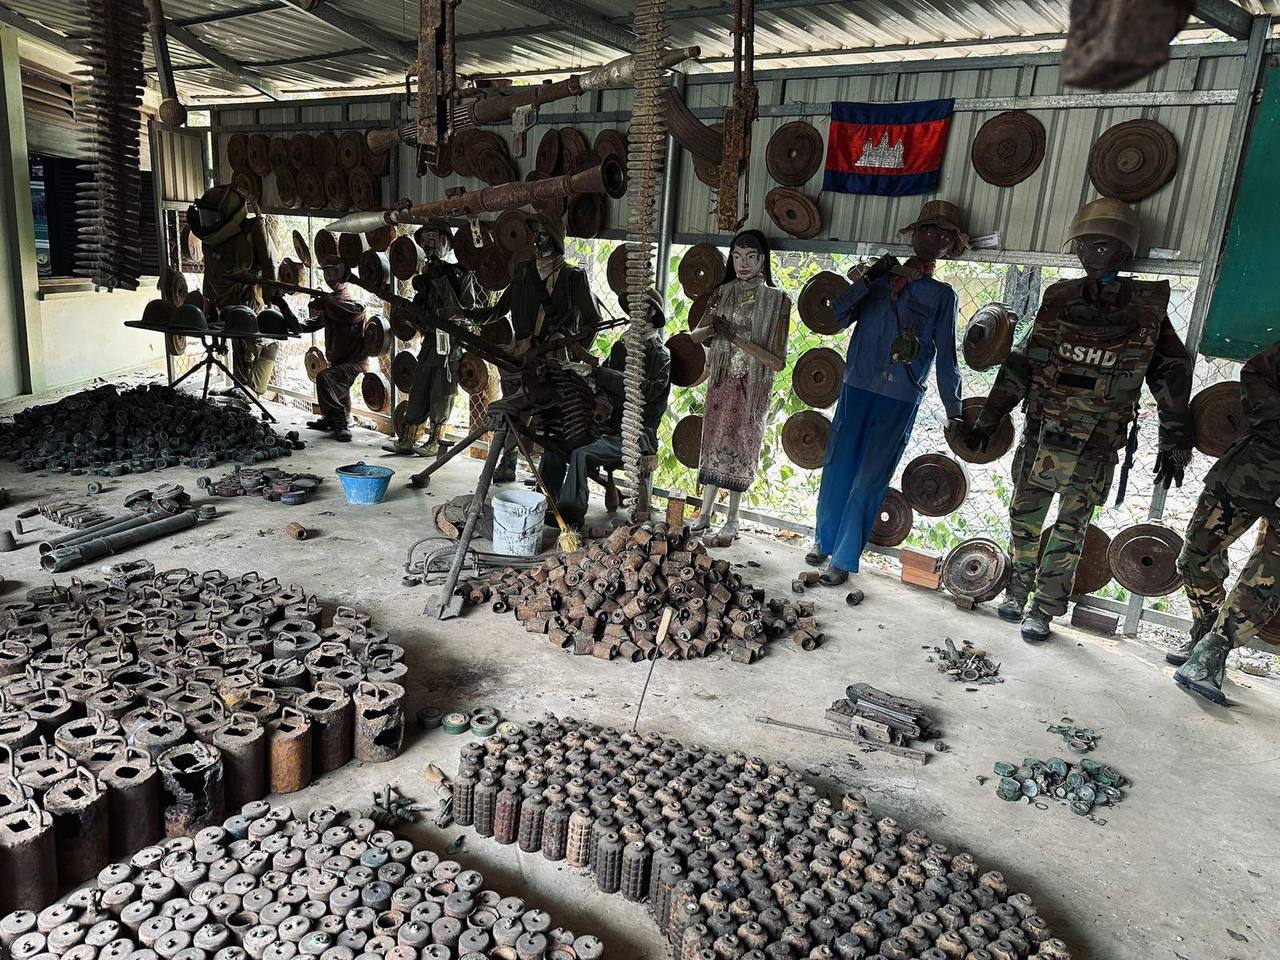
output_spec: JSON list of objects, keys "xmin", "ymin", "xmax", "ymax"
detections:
[{"xmin": 336, "ymin": 461, "xmax": 395, "ymax": 505}]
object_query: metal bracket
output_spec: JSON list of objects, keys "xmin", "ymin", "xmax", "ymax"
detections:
[{"xmin": 511, "ymin": 104, "xmax": 535, "ymax": 158}]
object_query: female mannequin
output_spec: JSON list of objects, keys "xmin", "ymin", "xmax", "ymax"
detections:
[{"xmin": 689, "ymin": 230, "xmax": 791, "ymax": 539}]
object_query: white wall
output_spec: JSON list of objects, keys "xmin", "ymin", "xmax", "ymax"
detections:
[{"xmin": 36, "ymin": 286, "xmax": 166, "ymax": 390}]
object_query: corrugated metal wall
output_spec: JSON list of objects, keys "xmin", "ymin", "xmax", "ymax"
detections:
[
  {"xmin": 151, "ymin": 126, "xmax": 207, "ymax": 203},
  {"xmin": 210, "ymin": 42, "xmax": 1247, "ymax": 269},
  {"xmin": 212, "ymin": 99, "xmax": 397, "ymax": 213},
  {"xmin": 678, "ymin": 46, "xmax": 1246, "ymax": 268}
]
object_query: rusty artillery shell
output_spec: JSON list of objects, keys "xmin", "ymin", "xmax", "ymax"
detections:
[
  {"xmin": 100, "ymin": 749, "xmax": 161, "ymax": 857},
  {"xmin": 516, "ymin": 794, "xmax": 545, "ymax": 853},
  {"xmin": 352, "ymin": 682, "xmax": 404, "ymax": 764},
  {"xmin": 452, "ymin": 767, "xmax": 477, "ymax": 827},
  {"xmin": 620, "ymin": 840, "xmax": 651, "ymax": 903},
  {"xmin": 213, "ymin": 715, "xmax": 267, "ymax": 810},
  {"xmin": 565, "ymin": 807, "xmax": 593, "ymax": 868},
  {"xmin": 44, "ymin": 769, "xmax": 109, "ymax": 885},
  {"xmin": 296, "ymin": 687, "xmax": 352, "ymax": 774},
  {"xmin": 540, "ymin": 803, "xmax": 569, "ymax": 862},
  {"xmin": 473, "ymin": 776, "xmax": 498, "ymax": 838},
  {"xmin": 267, "ymin": 711, "xmax": 312, "ymax": 794},
  {"xmin": 157, "ymin": 741, "xmax": 224, "ymax": 837},
  {"xmin": 0, "ymin": 804, "xmax": 57, "ymax": 913},
  {"xmin": 493, "ymin": 787, "xmax": 520, "ymax": 845},
  {"xmin": 285, "ymin": 523, "xmax": 308, "ymax": 541}
]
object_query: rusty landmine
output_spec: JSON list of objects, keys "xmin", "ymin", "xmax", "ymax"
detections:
[
  {"xmin": 0, "ymin": 568, "xmax": 404, "ymax": 906},
  {"xmin": 456, "ymin": 713, "xmax": 1072, "ymax": 959}
]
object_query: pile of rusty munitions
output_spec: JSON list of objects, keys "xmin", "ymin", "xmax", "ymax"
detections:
[
  {"xmin": 0, "ymin": 564, "xmax": 406, "ymax": 907},
  {"xmin": 465, "ymin": 523, "xmax": 820, "ymax": 663},
  {"xmin": 930, "ymin": 637, "xmax": 1003, "ymax": 684},
  {"xmin": 197, "ymin": 467, "xmax": 323, "ymax": 505},
  {"xmin": 826, "ymin": 682, "xmax": 938, "ymax": 754},
  {"xmin": 0, "ymin": 804, "xmax": 609, "ymax": 959},
  {"xmin": 0, "ymin": 384, "xmax": 300, "ymax": 475},
  {"xmin": 993, "ymin": 756, "xmax": 1128, "ymax": 818},
  {"xmin": 454, "ymin": 713, "xmax": 1072, "ymax": 960},
  {"xmin": 32, "ymin": 487, "xmax": 209, "ymax": 574},
  {"xmin": 364, "ymin": 781, "xmax": 454, "ymax": 830}
]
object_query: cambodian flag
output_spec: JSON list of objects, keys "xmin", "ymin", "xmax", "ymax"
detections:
[{"xmin": 823, "ymin": 99, "xmax": 955, "ymax": 196}]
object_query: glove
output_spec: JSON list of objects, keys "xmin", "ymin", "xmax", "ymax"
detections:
[
  {"xmin": 1154, "ymin": 447, "xmax": 1193, "ymax": 488},
  {"xmin": 864, "ymin": 254, "xmax": 901, "ymax": 284},
  {"xmin": 943, "ymin": 418, "xmax": 967, "ymax": 446},
  {"xmin": 963, "ymin": 422, "xmax": 994, "ymax": 453}
]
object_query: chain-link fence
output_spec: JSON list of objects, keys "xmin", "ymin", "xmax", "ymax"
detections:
[{"xmin": 567, "ymin": 236, "xmax": 1251, "ymax": 625}]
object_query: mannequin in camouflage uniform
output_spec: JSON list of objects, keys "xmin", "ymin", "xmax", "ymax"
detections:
[
  {"xmin": 969, "ymin": 199, "xmax": 1194, "ymax": 643},
  {"xmin": 1169, "ymin": 341, "xmax": 1280, "ymax": 704},
  {"xmin": 186, "ymin": 184, "xmax": 278, "ymax": 395},
  {"xmin": 382, "ymin": 221, "xmax": 474, "ymax": 457}
]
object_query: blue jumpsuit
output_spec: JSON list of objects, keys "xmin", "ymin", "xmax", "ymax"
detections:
[{"xmin": 813, "ymin": 268, "xmax": 962, "ymax": 571}]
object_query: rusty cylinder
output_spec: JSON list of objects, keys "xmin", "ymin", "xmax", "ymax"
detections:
[
  {"xmin": 100, "ymin": 748, "xmax": 162, "ymax": 857},
  {"xmin": 295, "ymin": 685, "xmax": 352, "ymax": 774},
  {"xmin": 351, "ymin": 682, "xmax": 404, "ymax": 764},
  {"xmin": 44, "ymin": 768, "xmax": 110, "ymax": 886},
  {"xmin": 156, "ymin": 741, "xmax": 224, "ymax": 838},
  {"xmin": 0, "ymin": 803, "xmax": 57, "ymax": 913},
  {"xmin": 267, "ymin": 709, "xmax": 312, "ymax": 794},
  {"xmin": 212, "ymin": 714, "xmax": 267, "ymax": 810}
]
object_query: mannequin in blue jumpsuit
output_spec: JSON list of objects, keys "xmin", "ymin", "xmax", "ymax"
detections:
[{"xmin": 807, "ymin": 200, "xmax": 969, "ymax": 586}]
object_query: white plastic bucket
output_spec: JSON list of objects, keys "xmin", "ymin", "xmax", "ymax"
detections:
[{"xmin": 491, "ymin": 489, "xmax": 547, "ymax": 556}]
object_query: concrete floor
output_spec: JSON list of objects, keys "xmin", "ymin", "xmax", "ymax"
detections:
[{"xmin": 1, "ymin": 392, "xmax": 1277, "ymax": 960}]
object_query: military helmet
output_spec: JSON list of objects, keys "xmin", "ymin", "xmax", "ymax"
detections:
[
  {"xmin": 256, "ymin": 307, "xmax": 290, "ymax": 338},
  {"xmin": 1063, "ymin": 198, "xmax": 1140, "ymax": 255},
  {"xmin": 140, "ymin": 299, "xmax": 176, "ymax": 329},
  {"xmin": 218, "ymin": 304, "xmax": 260, "ymax": 336},
  {"xmin": 187, "ymin": 184, "xmax": 248, "ymax": 242},
  {"xmin": 170, "ymin": 303, "xmax": 210, "ymax": 333}
]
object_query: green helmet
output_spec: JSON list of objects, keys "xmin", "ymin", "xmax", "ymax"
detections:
[
  {"xmin": 187, "ymin": 185, "xmax": 248, "ymax": 242},
  {"xmin": 1063, "ymin": 198, "xmax": 1140, "ymax": 255}
]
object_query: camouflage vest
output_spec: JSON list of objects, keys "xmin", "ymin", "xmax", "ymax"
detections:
[
  {"xmin": 202, "ymin": 223, "xmax": 263, "ymax": 311},
  {"xmin": 1023, "ymin": 277, "xmax": 1169, "ymax": 491}
]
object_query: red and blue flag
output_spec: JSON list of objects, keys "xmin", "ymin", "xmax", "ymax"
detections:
[{"xmin": 823, "ymin": 98, "xmax": 955, "ymax": 196}]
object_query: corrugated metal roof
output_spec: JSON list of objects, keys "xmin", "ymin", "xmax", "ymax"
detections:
[{"xmin": 1, "ymin": 0, "xmax": 1277, "ymax": 100}]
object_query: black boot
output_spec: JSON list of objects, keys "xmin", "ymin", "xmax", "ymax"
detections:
[
  {"xmin": 1020, "ymin": 602, "xmax": 1052, "ymax": 644},
  {"xmin": 306, "ymin": 415, "xmax": 334, "ymax": 432},
  {"xmin": 997, "ymin": 591, "xmax": 1027, "ymax": 623},
  {"xmin": 331, "ymin": 421, "xmax": 352, "ymax": 442},
  {"xmin": 1165, "ymin": 616, "xmax": 1212, "ymax": 667}
]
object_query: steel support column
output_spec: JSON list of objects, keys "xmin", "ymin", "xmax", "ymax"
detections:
[
  {"xmin": 0, "ymin": 26, "xmax": 44, "ymax": 396},
  {"xmin": 1192, "ymin": 0, "xmax": 1254, "ymax": 39},
  {"xmin": 654, "ymin": 73, "xmax": 684, "ymax": 298},
  {"xmin": 1121, "ymin": 14, "xmax": 1269, "ymax": 636}
]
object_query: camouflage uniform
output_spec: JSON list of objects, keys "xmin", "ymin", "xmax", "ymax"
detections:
[
  {"xmin": 402, "ymin": 260, "xmax": 472, "ymax": 433},
  {"xmin": 1177, "ymin": 342, "xmax": 1280, "ymax": 647},
  {"xmin": 977, "ymin": 276, "xmax": 1194, "ymax": 617}
]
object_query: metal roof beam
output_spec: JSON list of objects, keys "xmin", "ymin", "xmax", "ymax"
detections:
[
  {"xmin": 279, "ymin": 0, "xmax": 414, "ymax": 65},
  {"xmin": 159, "ymin": 46, "xmax": 374, "ymax": 73},
  {"xmin": 0, "ymin": 4, "xmax": 86, "ymax": 55},
  {"xmin": 1192, "ymin": 0, "xmax": 1253, "ymax": 39},
  {"xmin": 165, "ymin": 19, "xmax": 285, "ymax": 100},
  {"xmin": 504, "ymin": 0, "xmax": 634, "ymax": 52},
  {"xmin": 174, "ymin": 3, "xmax": 288, "ymax": 27}
]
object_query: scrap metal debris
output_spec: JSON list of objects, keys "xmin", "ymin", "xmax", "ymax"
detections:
[
  {"xmin": 468, "ymin": 522, "xmax": 820, "ymax": 663},
  {"xmin": 197, "ymin": 465, "xmax": 322, "ymax": 504},
  {"xmin": 1047, "ymin": 717, "xmax": 1100, "ymax": 753},
  {"xmin": 825, "ymin": 681, "xmax": 939, "ymax": 763},
  {"xmin": 994, "ymin": 755, "xmax": 1128, "ymax": 818},
  {"xmin": 0, "ymin": 383, "xmax": 300, "ymax": 474},
  {"xmin": 931, "ymin": 636, "xmax": 1004, "ymax": 684}
]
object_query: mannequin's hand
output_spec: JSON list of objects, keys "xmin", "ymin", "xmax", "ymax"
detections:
[
  {"xmin": 848, "ymin": 254, "xmax": 899, "ymax": 284},
  {"xmin": 711, "ymin": 316, "xmax": 735, "ymax": 340},
  {"xmin": 964, "ymin": 422, "xmax": 994, "ymax": 453},
  {"xmin": 1154, "ymin": 447, "xmax": 1193, "ymax": 488}
]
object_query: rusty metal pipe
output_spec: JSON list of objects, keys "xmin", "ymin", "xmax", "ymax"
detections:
[{"xmin": 322, "ymin": 159, "xmax": 627, "ymax": 234}]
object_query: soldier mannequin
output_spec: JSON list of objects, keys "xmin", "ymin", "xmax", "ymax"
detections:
[
  {"xmin": 186, "ymin": 184, "xmax": 278, "ymax": 395},
  {"xmin": 274, "ymin": 258, "xmax": 367, "ymax": 442},
  {"xmin": 469, "ymin": 214, "xmax": 601, "ymax": 483},
  {"xmin": 382, "ymin": 222, "xmax": 473, "ymax": 457},
  {"xmin": 969, "ymin": 198, "xmax": 1194, "ymax": 643},
  {"xmin": 1170, "ymin": 341, "xmax": 1280, "ymax": 704}
]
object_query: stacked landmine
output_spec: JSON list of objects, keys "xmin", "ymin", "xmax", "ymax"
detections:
[
  {"xmin": 0, "ymin": 564, "xmax": 406, "ymax": 909},
  {"xmin": 197, "ymin": 468, "xmax": 324, "ymax": 506},
  {"xmin": 0, "ymin": 803, "xmax": 608, "ymax": 958},
  {"xmin": 465, "ymin": 524, "xmax": 820, "ymax": 663},
  {"xmin": 0, "ymin": 384, "xmax": 300, "ymax": 475},
  {"xmin": 454, "ymin": 714, "xmax": 1072, "ymax": 960}
]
